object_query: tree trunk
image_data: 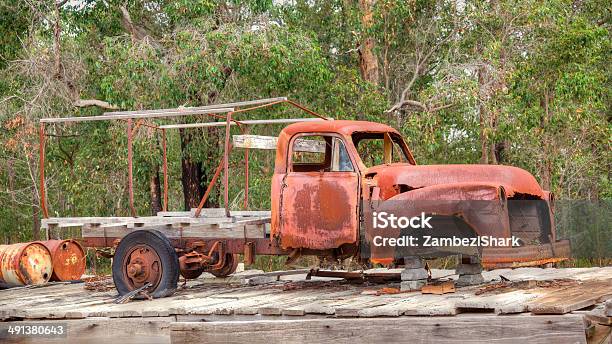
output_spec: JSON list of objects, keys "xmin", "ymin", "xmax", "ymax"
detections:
[
  {"xmin": 489, "ymin": 110, "xmax": 498, "ymax": 164},
  {"xmin": 180, "ymin": 129, "xmax": 205, "ymax": 211},
  {"xmin": 358, "ymin": 0, "xmax": 380, "ymax": 85},
  {"xmin": 478, "ymin": 64, "xmax": 489, "ymax": 164},
  {"xmin": 149, "ymin": 164, "xmax": 162, "ymax": 215},
  {"xmin": 32, "ymin": 187, "xmax": 40, "ymax": 241},
  {"xmin": 539, "ymin": 88, "xmax": 552, "ymax": 190},
  {"xmin": 494, "ymin": 141, "xmax": 507, "ymax": 164}
]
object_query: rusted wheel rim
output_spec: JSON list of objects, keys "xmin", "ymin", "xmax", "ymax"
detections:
[{"xmin": 122, "ymin": 244, "xmax": 162, "ymax": 290}]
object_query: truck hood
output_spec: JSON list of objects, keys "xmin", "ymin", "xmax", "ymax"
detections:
[{"xmin": 366, "ymin": 164, "xmax": 545, "ymax": 199}]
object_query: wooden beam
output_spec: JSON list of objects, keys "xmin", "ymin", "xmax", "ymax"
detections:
[
  {"xmin": 81, "ymin": 220, "xmax": 270, "ymax": 239},
  {"xmin": 39, "ymin": 107, "xmax": 234, "ymax": 123},
  {"xmin": 233, "ymin": 135, "xmax": 325, "ymax": 153},
  {"xmin": 170, "ymin": 315, "xmax": 587, "ymax": 344},
  {"xmin": 158, "ymin": 118, "xmax": 326, "ymax": 130}
]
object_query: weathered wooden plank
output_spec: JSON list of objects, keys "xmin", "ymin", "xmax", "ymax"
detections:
[
  {"xmin": 186, "ymin": 289, "xmax": 284, "ymax": 315},
  {"xmin": 170, "ymin": 314, "xmax": 587, "ymax": 344},
  {"xmin": 576, "ymin": 303, "xmax": 612, "ymax": 326},
  {"xmin": 42, "ymin": 211, "xmax": 270, "ymax": 229},
  {"xmin": 356, "ymin": 295, "xmax": 422, "ymax": 317},
  {"xmin": 232, "ymin": 135, "xmax": 325, "ymax": 153},
  {"xmin": 528, "ymin": 280, "xmax": 612, "ymax": 314},
  {"xmin": 158, "ymin": 210, "xmax": 271, "ymax": 218},
  {"xmin": 81, "ymin": 222, "xmax": 268, "ymax": 239},
  {"xmin": 402, "ymin": 294, "xmax": 464, "ymax": 316},
  {"xmin": 334, "ymin": 296, "xmax": 396, "ymax": 317},
  {"xmin": 421, "ymin": 281, "xmax": 455, "ymax": 295},
  {"xmin": 281, "ymin": 289, "xmax": 360, "ymax": 316},
  {"xmin": 456, "ymin": 290, "xmax": 540, "ymax": 314},
  {"xmin": 1, "ymin": 317, "xmax": 173, "ymax": 343}
]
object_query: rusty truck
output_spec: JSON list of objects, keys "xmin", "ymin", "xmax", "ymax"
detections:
[{"xmin": 37, "ymin": 98, "xmax": 570, "ymax": 297}]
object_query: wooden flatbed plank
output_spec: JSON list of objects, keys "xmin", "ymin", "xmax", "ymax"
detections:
[
  {"xmin": 188, "ymin": 208, "xmax": 271, "ymax": 218},
  {"xmin": 170, "ymin": 314, "xmax": 587, "ymax": 344},
  {"xmin": 81, "ymin": 222, "xmax": 268, "ymax": 239}
]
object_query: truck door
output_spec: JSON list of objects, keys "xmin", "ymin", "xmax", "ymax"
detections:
[{"xmin": 279, "ymin": 134, "xmax": 359, "ymax": 250}]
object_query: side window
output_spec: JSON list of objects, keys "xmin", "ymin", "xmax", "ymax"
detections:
[
  {"xmin": 291, "ymin": 135, "xmax": 353, "ymax": 172},
  {"xmin": 354, "ymin": 134, "xmax": 406, "ymax": 167},
  {"xmin": 331, "ymin": 138, "xmax": 354, "ymax": 172}
]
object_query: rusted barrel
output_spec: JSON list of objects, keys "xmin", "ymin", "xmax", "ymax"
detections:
[
  {"xmin": 0, "ymin": 242, "xmax": 53, "ymax": 286},
  {"xmin": 42, "ymin": 240, "xmax": 86, "ymax": 281}
]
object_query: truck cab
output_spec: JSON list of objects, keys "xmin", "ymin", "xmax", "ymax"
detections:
[
  {"xmin": 270, "ymin": 120, "xmax": 570, "ymax": 267},
  {"xmin": 271, "ymin": 121, "xmax": 410, "ymax": 253}
]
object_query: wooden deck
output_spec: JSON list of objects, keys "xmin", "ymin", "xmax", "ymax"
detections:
[{"xmin": 0, "ymin": 267, "xmax": 610, "ymax": 343}]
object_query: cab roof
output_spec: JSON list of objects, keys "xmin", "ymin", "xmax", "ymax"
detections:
[
  {"xmin": 280, "ymin": 120, "xmax": 400, "ymax": 137},
  {"xmin": 274, "ymin": 120, "xmax": 401, "ymax": 173}
]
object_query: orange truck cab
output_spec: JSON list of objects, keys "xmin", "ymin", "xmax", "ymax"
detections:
[{"xmin": 270, "ymin": 120, "xmax": 570, "ymax": 268}]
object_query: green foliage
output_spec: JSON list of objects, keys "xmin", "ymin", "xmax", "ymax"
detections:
[{"xmin": 0, "ymin": 0, "xmax": 609, "ymax": 253}]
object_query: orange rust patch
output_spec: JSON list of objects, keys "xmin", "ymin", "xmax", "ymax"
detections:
[
  {"xmin": 43, "ymin": 240, "xmax": 86, "ymax": 281},
  {"xmin": 0, "ymin": 242, "xmax": 53, "ymax": 285}
]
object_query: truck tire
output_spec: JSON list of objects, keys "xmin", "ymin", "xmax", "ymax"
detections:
[
  {"xmin": 210, "ymin": 254, "xmax": 239, "ymax": 277},
  {"xmin": 112, "ymin": 230, "xmax": 179, "ymax": 298}
]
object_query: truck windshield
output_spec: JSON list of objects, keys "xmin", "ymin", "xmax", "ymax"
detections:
[{"xmin": 352, "ymin": 132, "xmax": 409, "ymax": 167}]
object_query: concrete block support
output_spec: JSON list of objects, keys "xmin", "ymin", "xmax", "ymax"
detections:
[
  {"xmin": 455, "ymin": 255, "xmax": 485, "ymax": 286},
  {"xmin": 400, "ymin": 256, "xmax": 428, "ymax": 291}
]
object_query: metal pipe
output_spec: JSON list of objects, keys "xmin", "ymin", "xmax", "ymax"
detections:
[
  {"xmin": 127, "ymin": 119, "xmax": 136, "ymax": 217},
  {"xmin": 231, "ymin": 99, "xmax": 287, "ymax": 114},
  {"xmin": 39, "ymin": 124, "xmax": 49, "ymax": 219},
  {"xmin": 194, "ymin": 155, "xmax": 224, "ymax": 218},
  {"xmin": 158, "ymin": 117, "xmax": 326, "ymax": 130},
  {"xmin": 40, "ymin": 107, "xmax": 234, "ymax": 123},
  {"xmin": 102, "ymin": 97, "xmax": 286, "ymax": 116},
  {"xmin": 162, "ymin": 129, "xmax": 168, "ymax": 212},
  {"xmin": 223, "ymin": 112, "xmax": 232, "ymax": 217},
  {"xmin": 244, "ymin": 145, "xmax": 249, "ymax": 209},
  {"xmin": 286, "ymin": 100, "xmax": 328, "ymax": 119},
  {"xmin": 241, "ymin": 126, "xmax": 250, "ymax": 209}
]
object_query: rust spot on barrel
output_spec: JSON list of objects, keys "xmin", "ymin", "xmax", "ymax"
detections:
[
  {"xmin": 0, "ymin": 242, "xmax": 53, "ymax": 286},
  {"xmin": 42, "ymin": 240, "xmax": 86, "ymax": 281}
]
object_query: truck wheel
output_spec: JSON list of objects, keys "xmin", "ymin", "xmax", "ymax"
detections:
[
  {"xmin": 112, "ymin": 230, "xmax": 179, "ymax": 298},
  {"xmin": 210, "ymin": 254, "xmax": 239, "ymax": 277}
]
